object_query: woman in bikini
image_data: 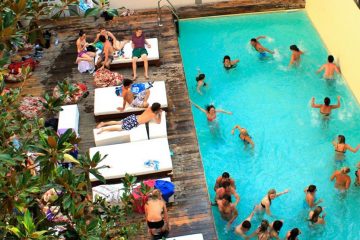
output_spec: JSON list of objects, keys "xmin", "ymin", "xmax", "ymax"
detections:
[
  {"xmin": 247, "ymin": 219, "xmax": 271, "ymax": 240},
  {"xmin": 76, "ymin": 30, "xmax": 95, "ymax": 63},
  {"xmin": 190, "ymin": 100, "xmax": 232, "ymax": 122},
  {"xmin": 196, "ymin": 73, "xmax": 207, "ymax": 95},
  {"xmin": 332, "ymin": 135, "xmax": 360, "ymax": 160},
  {"xmin": 355, "ymin": 162, "xmax": 360, "ymax": 186},
  {"xmin": 311, "ymin": 96, "xmax": 340, "ymax": 117},
  {"xmin": 289, "ymin": 45, "xmax": 303, "ymax": 67},
  {"xmin": 231, "ymin": 125, "xmax": 254, "ymax": 148},
  {"xmin": 144, "ymin": 189, "xmax": 170, "ymax": 239},
  {"xmin": 308, "ymin": 206, "xmax": 326, "ymax": 225},
  {"xmin": 255, "ymin": 189, "xmax": 289, "ymax": 216}
]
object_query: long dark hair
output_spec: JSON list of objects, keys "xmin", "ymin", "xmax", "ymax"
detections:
[
  {"xmin": 205, "ymin": 105, "xmax": 215, "ymax": 112},
  {"xmin": 309, "ymin": 206, "xmax": 322, "ymax": 223},
  {"xmin": 290, "ymin": 45, "xmax": 300, "ymax": 52},
  {"xmin": 338, "ymin": 135, "xmax": 346, "ymax": 144},
  {"xmin": 287, "ymin": 228, "xmax": 300, "ymax": 240}
]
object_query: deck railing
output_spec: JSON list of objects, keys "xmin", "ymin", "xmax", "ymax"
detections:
[{"xmin": 157, "ymin": 0, "xmax": 179, "ymax": 27}]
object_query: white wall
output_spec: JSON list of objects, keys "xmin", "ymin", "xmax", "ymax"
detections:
[{"xmin": 110, "ymin": 0, "xmax": 229, "ymax": 10}]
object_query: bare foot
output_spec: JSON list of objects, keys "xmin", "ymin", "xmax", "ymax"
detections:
[
  {"xmin": 96, "ymin": 122, "xmax": 105, "ymax": 128},
  {"xmin": 145, "ymin": 75, "xmax": 149, "ymax": 79},
  {"xmin": 97, "ymin": 128, "xmax": 103, "ymax": 134},
  {"xmin": 133, "ymin": 75, "xmax": 137, "ymax": 80}
]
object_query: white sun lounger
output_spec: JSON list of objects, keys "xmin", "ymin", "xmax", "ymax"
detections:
[
  {"xmin": 94, "ymin": 81, "xmax": 168, "ymax": 120},
  {"xmin": 93, "ymin": 111, "xmax": 167, "ymax": 146},
  {"xmin": 167, "ymin": 234, "xmax": 204, "ymax": 240},
  {"xmin": 111, "ymin": 38, "xmax": 160, "ymax": 67},
  {"xmin": 92, "ymin": 177, "xmax": 174, "ymax": 203},
  {"xmin": 57, "ymin": 104, "xmax": 80, "ymax": 136},
  {"xmin": 89, "ymin": 138, "xmax": 172, "ymax": 182}
]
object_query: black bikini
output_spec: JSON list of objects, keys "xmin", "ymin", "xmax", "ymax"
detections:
[
  {"xmin": 147, "ymin": 219, "xmax": 164, "ymax": 229},
  {"xmin": 261, "ymin": 196, "xmax": 271, "ymax": 208},
  {"xmin": 335, "ymin": 144, "xmax": 346, "ymax": 153}
]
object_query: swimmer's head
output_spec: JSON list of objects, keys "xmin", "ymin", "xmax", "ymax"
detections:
[
  {"xmin": 242, "ymin": 220, "xmax": 251, "ymax": 231},
  {"xmin": 290, "ymin": 45, "xmax": 300, "ymax": 52},
  {"xmin": 123, "ymin": 78, "xmax": 133, "ymax": 88},
  {"xmin": 272, "ymin": 220, "xmax": 283, "ymax": 233},
  {"xmin": 324, "ymin": 97, "xmax": 331, "ymax": 106},
  {"xmin": 268, "ymin": 189, "xmax": 277, "ymax": 199},
  {"xmin": 289, "ymin": 228, "xmax": 301, "ymax": 238},
  {"xmin": 206, "ymin": 105, "xmax": 215, "ymax": 113},
  {"xmin": 259, "ymin": 220, "xmax": 269, "ymax": 232},
  {"xmin": 222, "ymin": 172, "xmax": 230, "ymax": 179},
  {"xmin": 328, "ymin": 55, "xmax": 334, "ymax": 63},
  {"xmin": 338, "ymin": 135, "xmax": 345, "ymax": 144},
  {"xmin": 307, "ymin": 185, "xmax": 317, "ymax": 193},
  {"xmin": 222, "ymin": 194, "xmax": 232, "ymax": 205},
  {"xmin": 314, "ymin": 206, "xmax": 323, "ymax": 215},
  {"xmin": 223, "ymin": 55, "xmax": 231, "ymax": 65},
  {"xmin": 240, "ymin": 128, "xmax": 248, "ymax": 135},
  {"xmin": 222, "ymin": 181, "xmax": 231, "ymax": 189},
  {"xmin": 250, "ymin": 38, "xmax": 257, "ymax": 46},
  {"xmin": 341, "ymin": 167, "xmax": 350, "ymax": 174},
  {"xmin": 196, "ymin": 74, "xmax": 205, "ymax": 82}
]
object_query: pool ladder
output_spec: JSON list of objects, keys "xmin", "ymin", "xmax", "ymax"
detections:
[{"xmin": 157, "ymin": 0, "xmax": 180, "ymax": 34}]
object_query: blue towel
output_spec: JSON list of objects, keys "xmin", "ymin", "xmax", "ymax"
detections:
[
  {"xmin": 144, "ymin": 160, "xmax": 160, "ymax": 170},
  {"xmin": 115, "ymin": 82, "xmax": 154, "ymax": 96}
]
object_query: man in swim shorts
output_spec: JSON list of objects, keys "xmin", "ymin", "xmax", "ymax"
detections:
[
  {"xmin": 117, "ymin": 79, "xmax": 150, "ymax": 111},
  {"xmin": 214, "ymin": 181, "xmax": 240, "ymax": 207},
  {"xmin": 316, "ymin": 55, "xmax": 341, "ymax": 79},
  {"xmin": 214, "ymin": 172, "xmax": 236, "ymax": 191},
  {"xmin": 96, "ymin": 102, "xmax": 162, "ymax": 133},
  {"xmin": 217, "ymin": 194, "xmax": 238, "ymax": 229},
  {"xmin": 330, "ymin": 167, "xmax": 351, "ymax": 190},
  {"xmin": 250, "ymin": 36, "xmax": 274, "ymax": 58}
]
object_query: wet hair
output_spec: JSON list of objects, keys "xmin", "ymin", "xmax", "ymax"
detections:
[
  {"xmin": 222, "ymin": 181, "xmax": 231, "ymax": 188},
  {"xmin": 273, "ymin": 220, "xmax": 283, "ymax": 233},
  {"xmin": 287, "ymin": 228, "xmax": 300, "ymax": 240},
  {"xmin": 338, "ymin": 135, "xmax": 345, "ymax": 144},
  {"xmin": 196, "ymin": 74, "xmax": 205, "ymax": 82},
  {"xmin": 328, "ymin": 55, "xmax": 334, "ymax": 63},
  {"xmin": 324, "ymin": 97, "xmax": 330, "ymax": 106},
  {"xmin": 151, "ymin": 103, "xmax": 161, "ymax": 112},
  {"xmin": 223, "ymin": 194, "xmax": 232, "ymax": 203},
  {"xmin": 310, "ymin": 206, "xmax": 322, "ymax": 223},
  {"xmin": 99, "ymin": 35, "xmax": 106, "ymax": 43},
  {"xmin": 342, "ymin": 167, "xmax": 350, "ymax": 174},
  {"xmin": 268, "ymin": 189, "xmax": 276, "ymax": 196},
  {"xmin": 290, "ymin": 45, "xmax": 300, "ymax": 52},
  {"xmin": 79, "ymin": 30, "xmax": 85, "ymax": 37},
  {"xmin": 222, "ymin": 172, "xmax": 230, "ymax": 178},
  {"xmin": 307, "ymin": 185, "xmax": 317, "ymax": 193},
  {"xmin": 251, "ymin": 38, "xmax": 257, "ymax": 42},
  {"xmin": 206, "ymin": 105, "xmax": 215, "ymax": 112},
  {"xmin": 242, "ymin": 220, "xmax": 251, "ymax": 230},
  {"xmin": 223, "ymin": 55, "xmax": 231, "ymax": 62},
  {"xmin": 123, "ymin": 79, "xmax": 133, "ymax": 87},
  {"xmin": 259, "ymin": 220, "xmax": 269, "ymax": 232}
]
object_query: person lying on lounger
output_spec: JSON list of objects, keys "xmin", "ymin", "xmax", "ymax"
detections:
[
  {"xmin": 96, "ymin": 102, "xmax": 162, "ymax": 133},
  {"xmin": 117, "ymin": 79, "xmax": 150, "ymax": 111}
]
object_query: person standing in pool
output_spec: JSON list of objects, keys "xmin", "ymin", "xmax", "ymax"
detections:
[
  {"xmin": 247, "ymin": 219, "xmax": 271, "ymax": 240},
  {"xmin": 332, "ymin": 135, "xmax": 360, "ymax": 159},
  {"xmin": 214, "ymin": 172, "xmax": 236, "ymax": 191},
  {"xmin": 330, "ymin": 167, "xmax": 351, "ymax": 190},
  {"xmin": 214, "ymin": 181, "xmax": 240, "ymax": 207},
  {"xmin": 269, "ymin": 220, "xmax": 284, "ymax": 240},
  {"xmin": 231, "ymin": 125, "xmax": 254, "ymax": 148},
  {"xmin": 304, "ymin": 185, "xmax": 323, "ymax": 208},
  {"xmin": 234, "ymin": 208, "xmax": 256, "ymax": 238},
  {"xmin": 217, "ymin": 194, "xmax": 238, "ymax": 229},
  {"xmin": 311, "ymin": 96, "xmax": 341, "ymax": 116},
  {"xmin": 285, "ymin": 228, "xmax": 301, "ymax": 240},
  {"xmin": 190, "ymin": 100, "xmax": 232, "ymax": 121},
  {"xmin": 223, "ymin": 55, "xmax": 239, "ymax": 69},
  {"xmin": 289, "ymin": 45, "xmax": 303, "ymax": 67},
  {"xmin": 255, "ymin": 189, "xmax": 289, "ymax": 216},
  {"xmin": 316, "ymin": 55, "xmax": 341, "ymax": 79},
  {"xmin": 308, "ymin": 206, "xmax": 326, "ymax": 225},
  {"xmin": 250, "ymin": 36, "xmax": 274, "ymax": 58},
  {"xmin": 355, "ymin": 162, "xmax": 360, "ymax": 186},
  {"xmin": 196, "ymin": 73, "xmax": 207, "ymax": 95}
]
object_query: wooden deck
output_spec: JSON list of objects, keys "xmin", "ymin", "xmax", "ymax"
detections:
[{"xmin": 10, "ymin": 1, "xmax": 305, "ymax": 239}]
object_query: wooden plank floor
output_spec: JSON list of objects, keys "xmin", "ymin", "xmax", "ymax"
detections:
[{"xmin": 9, "ymin": 1, "xmax": 305, "ymax": 239}]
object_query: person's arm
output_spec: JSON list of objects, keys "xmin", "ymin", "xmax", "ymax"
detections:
[
  {"xmin": 107, "ymin": 31, "xmax": 117, "ymax": 42},
  {"xmin": 314, "ymin": 198, "xmax": 323, "ymax": 207},
  {"xmin": 265, "ymin": 202, "xmax": 271, "ymax": 216},
  {"xmin": 345, "ymin": 177, "xmax": 351, "ymax": 190},
  {"xmin": 102, "ymin": 43, "xmax": 109, "ymax": 68},
  {"xmin": 214, "ymin": 178, "xmax": 220, "ymax": 191},
  {"xmin": 311, "ymin": 97, "xmax": 321, "ymax": 108},
  {"xmin": 163, "ymin": 201, "xmax": 169, "ymax": 224},
  {"xmin": 92, "ymin": 33, "xmax": 100, "ymax": 44},
  {"xmin": 196, "ymin": 82, "xmax": 203, "ymax": 95},
  {"xmin": 335, "ymin": 65, "xmax": 341, "ymax": 74},
  {"xmin": 227, "ymin": 208, "xmax": 238, "ymax": 227},
  {"xmin": 276, "ymin": 189, "xmax": 289, "ymax": 197},
  {"xmin": 263, "ymin": 47, "xmax": 274, "ymax": 54},
  {"xmin": 316, "ymin": 64, "xmax": 325, "ymax": 74},
  {"xmin": 330, "ymin": 96, "xmax": 341, "ymax": 109},
  {"xmin": 289, "ymin": 54, "xmax": 296, "ymax": 66},
  {"xmin": 330, "ymin": 171, "xmax": 337, "ymax": 181},
  {"xmin": 190, "ymin": 100, "xmax": 207, "ymax": 113},
  {"xmin": 117, "ymin": 91, "xmax": 128, "ymax": 111},
  {"xmin": 231, "ymin": 125, "xmax": 241, "ymax": 135},
  {"xmin": 256, "ymin": 36, "xmax": 266, "ymax": 40},
  {"xmin": 231, "ymin": 59, "xmax": 240, "ymax": 65},
  {"xmin": 216, "ymin": 109, "xmax": 232, "ymax": 115},
  {"xmin": 246, "ymin": 229, "xmax": 259, "ymax": 239},
  {"xmin": 246, "ymin": 208, "xmax": 256, "ymax": 221},
  {"xmin": 232, "ymin": 188, "xmax": 240, "ymax": 206}
]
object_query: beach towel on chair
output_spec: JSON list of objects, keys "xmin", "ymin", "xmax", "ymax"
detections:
[{"xmin": 115, "ymin": 82, "xmax": 154, "ymax": 96}]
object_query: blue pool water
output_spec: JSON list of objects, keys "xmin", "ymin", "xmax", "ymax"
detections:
[{"xmin": 178, "ymin": 11, "xmax": 360, "ymax": 240}]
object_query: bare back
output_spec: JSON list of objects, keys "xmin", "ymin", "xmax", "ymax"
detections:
[
  {"xmin": 137, "ymin": 108, "xmax": 157, "ymax": 124},
  {"xmin": 145, "ymin": 199, "xmax": 164, "ymax": 222}
]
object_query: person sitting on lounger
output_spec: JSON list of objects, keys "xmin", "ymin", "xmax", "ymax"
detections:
[
  {"xmin": 316, "ymin": 55, "xmax": 341, "ymax": 79},
  {"xmin": 117, "ymin": 79, "xmax": 150, "ymax": 111},
  {"xmin": 98, "ymin": 35, "xmax": 114, "ymax": 69},
  {"xmin": 96, "ymin": 102, "xmax": 162, "ymax": 133},
  {"xmin": 93, "ymin": 26, "xmax": 117, "ymax": 46},
  {"xmin": 311, "ymin": 96, "xmax": 340, "ymax": 116},
  {"xmin": 223, "ymin": 55, "xmax": 239, "ymax": 69},
  {"xmin": 132, "ymin": 27, "xmax": 151, "ymax": 80},
  {"xmin": 76, "ymin": 30, "xmax": 95, "ymax": 63},
  {"xmin": 250, "ymin": 36, "xmax": 274, "ymax": 58}
]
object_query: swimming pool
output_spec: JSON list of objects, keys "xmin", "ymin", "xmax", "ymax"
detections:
[{"xmin": 178, "ymin": 11, "xmax": 360, "ymax": 240}]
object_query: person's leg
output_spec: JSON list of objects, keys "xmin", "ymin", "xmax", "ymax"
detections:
[
  {"xmin": 86, "ymin": 52, "xmax": 96, "ymax": 58},
  {"xmin": 104, "ymin": 59, "xmax": 111, "ymax": 69},
  {"xmin": 142, "ymin": 89, "xmax": 150, "ymax": 107},
  {"xmin": 96, "ymin": 121, "xmax": 121, "ymax": 128},
  {"xmin": 141, "ymin": 54, "xmax": 149, "ymax": 79},
  {"xmin": 132, "ymin": 57, "xmax": 138, "ymax": 80},
  {"xmin": 97, "ymin": 125, "xmax": 123, "ymax": 134}
]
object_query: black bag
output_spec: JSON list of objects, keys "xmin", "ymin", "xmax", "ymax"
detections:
[
  {"xmin": 86, "ymin": 45, "xmax": 96, "ymax": 52},
  {"xmin": 101, "ymin": 11, "xmax": 114, "ymax": 21}
]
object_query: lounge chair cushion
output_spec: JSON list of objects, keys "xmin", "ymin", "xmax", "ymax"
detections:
[
  {"xmin": 166, "ymin": 234, "xmax": 204, "ymax": 240},
  {"xmin": 57, "ymin": 104, "xmax": 79, "ymax": 136}
]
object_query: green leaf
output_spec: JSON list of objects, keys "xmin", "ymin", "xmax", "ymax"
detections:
[
  {"xmin": 23, "ymin": 210, "xmax": 35, "ymax": 234},
  {"xmin": 30, "ymin": 230, "xmax": 48, "ymax": 238},
  {"xmin": 84, "ymin": 8, "xmax": 100, "ymax": 17},
  {"xmin": 3, "ymin": 9, "xmax": 16, "ymax": 28},
  {"xmin": 89, "ymin": 169, "xmax": 105, "ymax": 183},
  {"xmin": 7, "ymin": 226, "xmax": 22, "ymax": 238},
  {"xmin": 106, "ymin": 8, "xmax": 118, "ymax": 17}
]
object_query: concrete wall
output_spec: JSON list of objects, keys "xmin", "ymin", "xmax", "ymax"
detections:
[
  {"xmin": 110, "ymin": 0, "xmax": 227, "ymax": 9},
  {"xmin": 306, "ymin": 0, "xmax": 360, "ymax": 102}
]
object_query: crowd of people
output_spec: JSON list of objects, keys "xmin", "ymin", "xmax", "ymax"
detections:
[{"xmin": 190, "ymin": 36, "xmax": 360, "ymax": 239}]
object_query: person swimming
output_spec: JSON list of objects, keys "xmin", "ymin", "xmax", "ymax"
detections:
[
  {"xmin": 255, "ymin": 189, "xmax": 289, "ymax": 216},
  {"xmin": 311, "ymin": 96, "xmax": 340, "ymax": 116},
  {"xmin": 223, "ymin": 55, "xmax": 239, "ymax": 69},
  {"xmin": 269, "ymin": 220, "xmax": 283, "ymax": 240},
  {"xmin": 308, "ymin": 206, "xmax": 326, "ymax": 225},
  {"xmin": 286, "ymin": 228, "xmax": 301, "ymax": 240},
  {"xmin": 196, "ymin": 73, "xmax": 206, "ymax": 95},
  {"xmin": 332, "ymin": 135, "xmax": 360, "ymax": 159},
  {"xmin": 234, "ymin": 208, "xmax": 255, "ymax": 238},
  {"xmin": 231, "ymin": 125, "xmax": 254, "ymax": 148},
  {"xmin": 217, "ymin": 194, "xmax": 238, "ymax": 229},
  {"xmin": 214, "ymin": 172, "xmax": 236, "ymax": 191},
  {"xmin": 304, "ymin": 185, "xmax": 323, "ymax": 208},
  {"xmin": 247, "ymin": 219, "xmax": 271, "ymax": 240},
  {"xmin": 250, "ymin": 36, "xmax": 274, "ymax": 58},
  {"xmin": 190, "ymin": 100, "xmax": 232, "ymax": 122},
  {"xmin": 316, "ymin": 55, "xmax": 341, "ymax": 79},
  {"xmin": 289, "ymin": 45, "xmax": 303, "ymax": 67}
]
